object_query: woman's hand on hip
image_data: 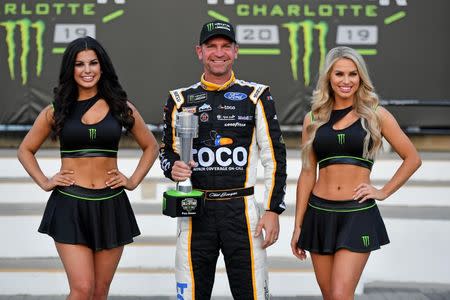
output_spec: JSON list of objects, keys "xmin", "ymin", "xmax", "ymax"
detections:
[
  {"xmin": 353, "ymin": 183, "xmax": 387, "ymax": 202},
  {"xmin": 106, "ymin": 169, "xmax": 135, "ymax": 190},
  {"xmin": 43, "ymin": 170, "xmax": 75, "ymax": 191}
]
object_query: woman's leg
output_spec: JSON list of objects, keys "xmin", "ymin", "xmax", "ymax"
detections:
[
  {"xmin": 330, "ymin": 249, "xmax": 370, "ymax": 300},
  {"xmin": 92, "ymin": 246, "xmax": 124, "ymax": 300},
  {"xmin": 55, "ymin": 242, "xmax": 95, "ymax": 300},
  {"xmin": 310, "ymin": 253, "xmax": 334, "ymax": 300}
]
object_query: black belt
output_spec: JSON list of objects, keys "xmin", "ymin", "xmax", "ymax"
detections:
[{"xmin": 201, "ymin": 187, "xmax": 254, "ymax": 200}]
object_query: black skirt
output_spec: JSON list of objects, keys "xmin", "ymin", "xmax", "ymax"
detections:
[
  {"xmin": 298, "ymin": 194, "xmax": 389, "ymax": 254},
  {"xmin": 38, "ymin": 185, "xmax": 140, "ymax": 251}
]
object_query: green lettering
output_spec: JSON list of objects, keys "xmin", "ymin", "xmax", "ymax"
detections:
[
  {"xmin": 36, "ymin": 4, "xmax": 50, "ymax": 15},
  {"xmin": 236, "ymin": 4, "xmax": 249, "ymax": 17},
  {"xmin": 52, "ymin": 3, "xmax": 65, "ymax": 15},
  {"xmin": 287, "ymin": 5, "xmax": 300, "ymax": 17},
  {"xmin": 366, "ymin": 5, "xmax": 377, "ymax": 17},
  {"xmin": 253, "ymin": 5, "xmax": 267, "ymax": 17},
  {"xmin": 318, "ymin": 5, "xmax": 333, "ymax": 17},
  {"xmin": 335, "ymin": 4, "xmax": 348, "ymax": 17},
  {"xmin": 270, "ymin": 4, "xmax": 284, "ymax": 17},
  {"xmin": 350, "ymin": 5, "xmax": 363, "ymax": 17},
  {"xmin": 5, "ymin": 4, "xmax": 16, "ymax": 15},
  {"xmin": 83, "ymin": 4, "xmax": 95, "ymax": 16},
  {"xmin": 67, "ymin": 3, "xmax": 80, "ymax": 15},
  {"xmin": 21, "ymin": 3, "xmax": 32, "ymax": 15},
  {"xmin": 304, "ymin": 5, "xmax": 316, "ymax": 17}
]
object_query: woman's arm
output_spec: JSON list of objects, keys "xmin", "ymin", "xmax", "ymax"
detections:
[
  {"xmin": 291, "ymin": 114, "xmax": 317, "ymax": 259},
  {"xmin": 378, "ymin": 107, "xmax": 421, "ymax": 197},
  {"xmin": 294, "ymin": 114, "xmax": 317, "ymax": 230},
  {"xmin": 17, "ymin": 106, "xmax": 74, "ymax": 191},
  {"xmin": 354, "ymin": 107, "xmax": 422, "ymax": 202},
  {"xmin": 118, "ymin": 102, "xmax": 159, "ymax": 190}
]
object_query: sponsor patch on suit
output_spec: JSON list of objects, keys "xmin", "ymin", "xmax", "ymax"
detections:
[
  {"xmin": 198, "ymin": 103, "xmax": 212, "ymax": 112},
  {"xmin": 182, "ymin": 106, "xmax": 197, "ymax": 113},
  {"xmin": 224, "ymin": 92, "xmax": 247, "ymax": 101},
  {"xmin": 188, "ymin": 92, "xmax": 207, "ymax": 104}
]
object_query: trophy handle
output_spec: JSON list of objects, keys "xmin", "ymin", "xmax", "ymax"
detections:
[
  {"xmin": 177, "ymin": 178, "xmax": 193, "ymax": 193},
  {"xmin": 175, "ymin": 112, "xmax": 198, "ymax": 194}
]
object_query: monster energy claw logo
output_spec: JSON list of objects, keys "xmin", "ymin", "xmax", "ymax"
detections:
[
  {"xmin": 283, "ymin": 20, "xmax": 328, "ymax": 85},
  {"xmin": 361, "ymin": 235, "xmax": 370, "ymax": 247},
  {"xmin": 337, "ymin": 133, "xmax": 345, "ymax": 144},
  {"xmin": 207, "ymin": 22, "xmax": 214, "ymax": 31},
  {"xmin": 0, "ymin": 18, "xmax": 45, "ymax": 85},
  {"xmin": 89, "ymin": 128, "xmax": 96, "ymax": 140}
]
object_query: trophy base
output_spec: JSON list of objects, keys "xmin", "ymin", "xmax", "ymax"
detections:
[{"xmin": 163, "ymin": 189, "xmax": 204, "ymax": 218}]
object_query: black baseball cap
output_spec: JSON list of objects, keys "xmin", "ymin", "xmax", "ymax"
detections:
[{"xmin": 199, "ymin": 20, "xmax": 236, "ymax": 45}]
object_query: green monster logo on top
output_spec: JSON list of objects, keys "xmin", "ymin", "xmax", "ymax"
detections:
[
  {"xmin": 89, "ymin": 128, "xmax": 97, "ymax": 141},
  {"xmin": 0, "ymin": 18, "xmax": 45, "ymax": 85}
]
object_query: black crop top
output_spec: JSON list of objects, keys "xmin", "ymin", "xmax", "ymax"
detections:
[
  {"xmin": 312, "ymin": 106, "xmax": 374, "ymax": 170},
  {"xmin": 59, "ymin": 95, "xmax": 122, "ymax": 158}
]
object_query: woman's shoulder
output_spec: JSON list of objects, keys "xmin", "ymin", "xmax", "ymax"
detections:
[
  {"xmin": 373, "ymin": 105, "xmax": 393, "ymax": 120},
  {"xmin": 43, "ymin": 103, "xmax": 55, "ymax": 117},
  {"xmin": 304, "ymin": 111, "xmax": 315, "ymax": 125},
  {"xmin": 31, "ymin": 104, "xmax": 55, "ymax": 126},
  {"xmin": 126, "ymin": 100, "xmax": 138, "ymax": 112}
]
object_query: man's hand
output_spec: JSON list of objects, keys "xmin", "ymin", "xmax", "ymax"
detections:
[
  {"xmin": 255, "ymin": 211, "xmax": 279, "ymax": 249},
  {"xmin": 171, "ymin": 160, "xmax": 195, "ymax": 182}
]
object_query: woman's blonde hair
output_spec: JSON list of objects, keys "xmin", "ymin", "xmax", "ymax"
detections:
[{"xmin": 302, "ymin": 46, "xmax": 382, "ymax": 168}]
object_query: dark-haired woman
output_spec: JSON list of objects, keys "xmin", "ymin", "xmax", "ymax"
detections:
[{"xmin": 18, "ymin": 36, "xmax": 159, "ymax": 299}]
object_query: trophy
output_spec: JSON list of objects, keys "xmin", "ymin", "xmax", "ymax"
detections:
[{"xmin": 163, "ymin": 112, "xmax": 204, "ymax": 217}]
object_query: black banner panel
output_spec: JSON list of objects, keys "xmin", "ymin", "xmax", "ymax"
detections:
[{"xmin": 1, "ymin": 1, "xmax": 449, "ymax": 128}]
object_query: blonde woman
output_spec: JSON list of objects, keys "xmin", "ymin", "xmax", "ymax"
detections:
[{"xmin": 291, "ymin": 46, "xmax": 421, "ymax": 299}]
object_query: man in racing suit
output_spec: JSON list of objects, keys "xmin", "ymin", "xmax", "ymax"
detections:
[{"xmin": 159, "ymin": 20, "xmax": 287, "ymax": 300}]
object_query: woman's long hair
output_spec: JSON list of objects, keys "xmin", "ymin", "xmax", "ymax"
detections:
[
  {"xmin": 51, "ymin": 36, "xmax": 134, "ymax": 140},
  {"xmin": 302, "ymin": 46, "xmax": 382, "ymax": 168}
]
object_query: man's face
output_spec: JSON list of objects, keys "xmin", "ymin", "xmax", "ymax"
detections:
[{"xmin": 196, "ymin": 36, "xmax": 238, "ymax": 83}]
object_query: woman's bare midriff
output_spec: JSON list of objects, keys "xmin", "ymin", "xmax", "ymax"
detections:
[
  {"xmin": 313, "ymin": 164, "xmax": 371, "ymax": 200},
  {"xmin": 61, "ymin": 157, "xmax": 118, "ymax": 189}
]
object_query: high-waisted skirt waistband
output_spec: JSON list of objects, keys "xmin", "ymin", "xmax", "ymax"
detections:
[
  {"xmin": 56, "ymin": 185, "xmax": 124, "ymax": 201},
  {"xmin": 39, "ymin": 185, "xmax": 140, "ymax": 251},
  {"xmin": 308, "ymin": 194, "xmax": 376, "ymax": 212}
]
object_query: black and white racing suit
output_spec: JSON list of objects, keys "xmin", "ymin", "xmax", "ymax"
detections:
[{"xmin": 160, "ymin": 73, "xmax": 287, "ymax": 300}]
